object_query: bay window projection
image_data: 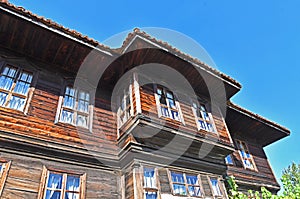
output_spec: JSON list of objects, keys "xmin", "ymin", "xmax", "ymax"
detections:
[{"xmin": 0, "ymin": 65, "xmax": 33, "ymax": 111}]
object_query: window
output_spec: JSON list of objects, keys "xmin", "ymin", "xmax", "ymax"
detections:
[
  {"xmin": 192, "ymin": 102, "xmax": 216, "ymax": 133},
  {"xmin": 169, "ymin": 171, "xmax": 203, "ymax": 197},
  {"xmin": 225, "ymin": 154, "xmax": 234, "ymax": 165},
  {"xmin": 0, "ymin": 161, "xmax": 11, "ymax": 197},
  {"xmin": 0, "ymin": 64, "xmax": 33, "ymax": 112},
  {"xmin": 155, "ymin": 86, "xmax": 181, "ymax": 121},
  {"xmin": 117, "ymin": 85, "xmax": 133, "ymax": 129},
  {"xmin": 209, "ymin": 177, "xmax": 223, "ymax": 198},
  {"xmin": 236, "ymin": 140, "xmax": 256, "ymax": 170},
  {"xmin": 143, "ymin": 168, "xmax": 158, "ymax": 199},
  {"xmin": 57, "ymin": 86, "xmax": 92, "ymax": 129},
  {"xmin": 39, "ymin": 167, "xmax": 86, "ymax": 199}
]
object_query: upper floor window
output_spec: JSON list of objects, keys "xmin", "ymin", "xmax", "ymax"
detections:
[
  {"xmin": 192, "ymin": 102, "xmax": 216, "ymax": 133},
  {"xmin": 155, "ymin": 86, "xmax": 182, "ymax": 121},
  {"xmin": 209, "ymin": 177, "xmax": 223, "ymax": 198},
  {"xmin": 169, "ymin": 171, "xmax": 203, "ymax": 197},
  {"xmin": 236, "ymin": 140, "xmax": 256, "ymax": 170},
  {"xmin": 0, "ymin": 65, "xmax": 33, "ymax": 112},
  {"xmin": 143, "ymin": 168, "xmax": 158, "ymax": 199},
  {"xmin": 39, "ymin": 167, "xmax": 86, "ymax": 199},
  {"xmin": 225, "ymin": 154, "xmax": 234, "ymax": 165},
  {"xmin": 0, "ymin": 161, "xmax": 11, "ymax": 197},
  {"xmin": 117, "ymin": 85, "xmax": 133, "ymax": 129},
  {"xmin": 56, "ymin": 86, "xmax": 92, "ymax": 129}
]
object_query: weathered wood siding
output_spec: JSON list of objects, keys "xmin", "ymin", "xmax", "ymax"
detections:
[
  {"xmin": 227, "ymin": 141, "xmax": 279, "ymax": 190},
  {"xmin": 0, "ymin": 152, "xmax": 120, "ymax": 199},
  {"xmin": 0, "ymin": 67, "xmax": 118, "ymax": 157}
]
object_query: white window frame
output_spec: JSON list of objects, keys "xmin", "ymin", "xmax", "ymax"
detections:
[
  {"xmin": 225, "ymin": 154, "xmax": 234, "ymax": 165},
  {"xmin": 0, "ymin": 63, "xmax": 36, "ymax": 114},
  {"xmin": 38, "ymin": 166, "xmax": 86, "ymax": 199},
  {"xmin": 191, "ymin": 100, "xmax": 217, "ymax": 133},
  {"xmin": 167, "ymin": 170, "xmax": 204, "ymax": 198},
  {"xmin": 143, "ymin": 167, "xmax": 160, "ymax": 199},
  {"xmin": 55, "ymin": 84, "xmax": 93, "ymax": 131},
  {"xmin": 154, "ymin": 85, "xmax": 183, "ymax": 122},
  {"xmin": 117, "ymin": 83, "xmax": 134, "ymax": 130},
  {"xmin": 207, "ymin": 176, "xmax": 224, "ymax": 199},
  {"xmin": 0, "ymin": 160, "xmax": 12, "ymax": 197},
  {"xmin": 236, "ymin": 140, "xmax": 257, "ymax": 171}
]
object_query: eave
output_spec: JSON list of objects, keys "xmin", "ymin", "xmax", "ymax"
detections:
[{"xmin": 226, "ymin": 102, "xmax": 290, "ymax": 147}]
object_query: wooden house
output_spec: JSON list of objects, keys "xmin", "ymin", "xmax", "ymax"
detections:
[{"xmin": 0, "ymin": 1, "xmax": 290, "ymax": 198}]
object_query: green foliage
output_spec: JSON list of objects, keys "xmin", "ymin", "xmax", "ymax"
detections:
[
  {"xmin": 281, "ymin": 162, "xmax": 300, "ymax": 199},
  {"xmin": 226, "ymin": 162, "xmax": 300, "ymax": 199}
]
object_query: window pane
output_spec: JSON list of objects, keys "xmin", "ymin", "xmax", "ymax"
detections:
[
  {"xmin": 78, "ymin": 100, "xmax": 89, "ymax": 113},
  {"xmin": 63, "ymin": 96, "xmax": 75, "ymax": 109},
  {"xmin": 171, "ymin": 110, "xmax": 179, "ymax": 120},
  {"xmin": 45, "ymin": 190, "xmax": 61, "ymax": 199},
  {"xmin": 168, "ymin": 98, "xmax": 176, "ymax": 109},
  {"xmin": 207, "ymin": 123, "xmax": 214, "ymax": 132},
  {"xmin": 161, "ymin": 107, "xmax": 169, "ymax": 117},
  {"xmin": 145, "ymin": 191, "xmax": 157, "ymax": 199},
  {"xmin": 171, "ymin": 172, "xmax": 184, "ymax": 183},
  {"xmin": 13, "ymin": 80, "xmax": 31, "ymax": 95},
  {"xmin": 166, "ymin": 92, "xmax": 174, "ymax": 99},
  {"xmin": 159, "ymin": 95, "xmax": 167, "ymax": 105},
  {"xmin": 225, "ymin": 155, "xmax": 233, "ymax": 164},
  {"xmin": 198, "ymin": 120, "xmax": 207, "ymax": 130},
  {"xmin": 66, "ymin": 175, "xmax": 80, "ymax": 192},
  {"xmin": 0, "ymin": 92, "xmax": 8, "ymax": 106},
  {"xmin": 47, "ymin": 173, "xmax": 62, "ymax": 189},
  {"xmin": 188, "ymin": 186, "xmax": 202, "ymax": 196},
  {"xmin": 77, "ymin": 114, "xmax": 88, "ymax": 127},
  {"xmin": 61, "ymin": 110, "xmax": 74, "ymax": 124},
  {"xmin": 173, "ymin": 184, "xmax": 186, "ymax": 195},
  {"xmin": 0, "ymin": 75, "xmax": 14, "ymax": 91},
  {"xmin": 65, "ymin": 192, "xmax": 79, "ymax": 199},
  {"xmin": 156, "ymin": 88, "xmax": 162, "ymax": 95},
  {"xmin": 144, "ymin": 168, "xmax": 155, "ymax": 188},
  {"xmin": 186, "ymin": 175, "xmax": 199, "ymax": 185},
  {"xmin": 8, "ymin": 96, "xmax": 26, "ymax": 111},
  {"xmin": 211, "ymin": 179, "xmax": 222, "ymax": 196}
]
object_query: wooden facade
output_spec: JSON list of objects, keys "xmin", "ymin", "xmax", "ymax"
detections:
[{"xmin": 0, "ymin": 1, "xmax": 290, "ymax": 199}]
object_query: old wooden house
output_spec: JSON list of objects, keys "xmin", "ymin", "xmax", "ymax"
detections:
[{"xmin": 0, "ymin": 1, "xmax": 290, "ymax": 199}]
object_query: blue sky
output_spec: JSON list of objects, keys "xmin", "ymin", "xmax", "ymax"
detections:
[{"xmin": 9, "ymin": 0, "xmax": 300, "ymax": 189}]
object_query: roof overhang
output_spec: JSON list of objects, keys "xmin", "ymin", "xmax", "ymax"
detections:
[{"xmin": 225, "ymin": 102, "xmax": 290, "ymax": 147}]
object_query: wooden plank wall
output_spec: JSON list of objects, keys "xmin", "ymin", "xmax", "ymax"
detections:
[
  {"xmin": 0, "ymin": 152, "xmax": 121, "ymax": 199},
  {"xmin": 0, "ymin": 67, "xmax": 118, "ymax": 157},
  {"xmin": 227, "ymin": 141, "xmax": 278, "ymax": 188}
]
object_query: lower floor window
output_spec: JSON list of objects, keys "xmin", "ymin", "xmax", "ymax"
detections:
[
  {"xmin": 0, "ymin": 161, "xmax": 11, "ymax": 197},
  {"xmin": 39, "ymin": 167, "xmax": 86, "ymax": 199},
  {"xmin": 143, "ymin": 168, "xmax": 158, "ymax": 199},
  {"xmin": 169, "ymin": 171, "xmax": 203, "ymax": 197},
  {"xmin": 209, "ymin": 177, "xmax": 223, "ymax": 197},
  {"xmin": 144, "ymin": 191, "xmax": 157, "ymax": 199}
]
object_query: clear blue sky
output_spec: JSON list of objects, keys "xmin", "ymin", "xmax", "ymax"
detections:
[{"xmin": 9, "ymin": 0, "xmax": 300, "ymax": 189}]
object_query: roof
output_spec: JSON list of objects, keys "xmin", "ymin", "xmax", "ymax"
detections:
[
  {"xmin": 0, "ymin": 0, "xmax": 241, "ymax": 89},
  {"xmin": 228, "ymin": 101, "xmax": 290, "ymax": 134},
  {"xmin": 0, "ymin": 0, "xmax": 290, "ymax": 143}
]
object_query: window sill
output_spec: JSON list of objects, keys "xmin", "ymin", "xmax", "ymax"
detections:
[{"xmin": 55, "ymin": 121, "xmax": 92, "ymax": 133}]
